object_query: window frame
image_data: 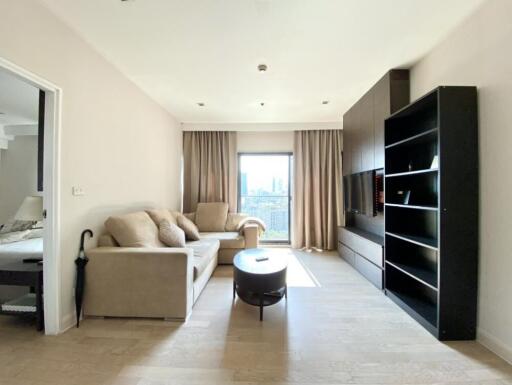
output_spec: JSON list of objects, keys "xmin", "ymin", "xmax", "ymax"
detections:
[{"xmin": 237, "ymin": 152, "xmax": 292, "ymax": 245}]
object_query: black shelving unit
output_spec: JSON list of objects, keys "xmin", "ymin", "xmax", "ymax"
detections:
[{"xmin": 384, "ymin": 86, "xmax": 478, "ymax": 340}]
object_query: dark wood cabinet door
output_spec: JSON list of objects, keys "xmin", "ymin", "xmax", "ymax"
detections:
[
  {"xmin": 351, "ymin": 103, "xmax": 362, "ymax": 173},
  {"xmin": 342, "ymin": 110, "xmax": 353, "ymax": 176},
  {"xmin": 373, "ymin": 75, "xmax": 390, "ymax": 169},
  {"xmin": 361, "ymin": 91, "xmax": 375, "ymax": 171}
]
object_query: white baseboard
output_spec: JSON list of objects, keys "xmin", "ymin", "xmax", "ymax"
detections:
[
  {"xmin": 477, "ymin": 328, "xmax": 512, "ymax": 364},
  {"xmin": 59, "ymin": 311, "xmax": 76, "ymax": 334}
]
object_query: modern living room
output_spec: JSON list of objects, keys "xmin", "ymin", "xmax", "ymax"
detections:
[{"xmin": 1, "ymin": 0, "xmax": 512, "ymax": 384}]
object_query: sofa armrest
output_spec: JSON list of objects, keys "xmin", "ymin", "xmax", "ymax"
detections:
[
  {"xmin": 84, "ymin": 247, "xmax": 194, "ymax": 320},
  {"xmin": 243, "ymin": 224, "xmax": 259, "ymax": 249}
]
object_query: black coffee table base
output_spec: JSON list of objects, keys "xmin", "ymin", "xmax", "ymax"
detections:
[
  {"xmin": 233, "ymin": 282, "xmax": 287, "ymax": 321},
  {"xmin": 233, "ymin": 249, "xmax": 288, "ymax": 321}
]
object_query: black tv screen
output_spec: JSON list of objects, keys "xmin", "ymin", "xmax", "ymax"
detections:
[{"xmin": 344, "ymin": 170, "xmax": 378, "ymax": 217}]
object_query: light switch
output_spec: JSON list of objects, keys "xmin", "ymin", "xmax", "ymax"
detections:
[{"xmin": 72, "ymin": 186, "xmax": 85, "ymax": 196}]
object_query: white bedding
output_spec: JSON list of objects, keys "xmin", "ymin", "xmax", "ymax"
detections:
[{"xmin": 0, "ymin": 238, "xmax": 43, "ymax": 264}]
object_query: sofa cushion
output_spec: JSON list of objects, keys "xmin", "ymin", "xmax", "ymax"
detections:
[
  {"xmin": 200, "ymin": 232, "xmax": 245, "ymax": 249},
  {"xmin": 159, "ymin": 220, "xmax": 186, "ymax": 247},
  {"xmin": 225, "ymin": 213, "xmax": 249, "ymax": 231},
  {"xmin": 146, "ymin": 208, "xmax": 177, "ymax": 226},
  {"xmin": 195, "ymin": 202, "xmax": 229, "ymax": 232},
  {"xmin": 105, "ymin": 211, "xmax": 165, "ymax": 248},
  {"xmin": 186, "ymin": 238, "xmax": 220, "ymax": 280},
  {"xmin": 177, "ymin": 215, "xmax": 200, "ymax": 241},
  {"xmin": 98, "ymin": 234, "xmax": 119, "ymax": 247}
]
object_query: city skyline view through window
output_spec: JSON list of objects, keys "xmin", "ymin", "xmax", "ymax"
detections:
[{"xmin": 239, "ymin": 154, "xmax": 291, "ymax": 243}]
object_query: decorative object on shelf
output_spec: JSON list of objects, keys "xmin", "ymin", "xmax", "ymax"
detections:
[
  {"xmin": 430, "ymin": 155, "xmax": 439, "ymax": 169},
  {"xmin": 75, "ymin": 229, "xmax": 93, "ymax": 328},
  {"xmin": 403, "ymin": 190, "xmax": 411, "ymax": 205},
  {"xmin": 15, "ymin": 196, "xmax": 43, "ymax": 229}
]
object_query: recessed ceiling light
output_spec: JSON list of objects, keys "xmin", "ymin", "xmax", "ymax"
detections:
[
  {"xmin": 258, "ymin": 64, "xmax": 268, "ymax": 73},
  {"xmin": 322, "ymin": 100, "xmax": 329, "ymax": 105},
  {"xmin": 197, "ymin": 102, "xmax": 205, "ymax": 107}
]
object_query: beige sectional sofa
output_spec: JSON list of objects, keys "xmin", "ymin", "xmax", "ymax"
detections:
[{"xmin": 83, "ymin": 203, "xmax": 259, "ymax": 320}]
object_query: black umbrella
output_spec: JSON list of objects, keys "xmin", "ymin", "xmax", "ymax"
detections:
[{"xmin": 75, "ymin": 229, "xmax": 93, "ymax": 328}]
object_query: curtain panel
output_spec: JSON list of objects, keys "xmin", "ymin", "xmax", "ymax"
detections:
[
  {"xmin": 293, "ymin": 130, "xmax": 343, "ymax": 250},
  {"xmin": 182, "ymin": 131, "xmax": 237, "ymax": 213}
]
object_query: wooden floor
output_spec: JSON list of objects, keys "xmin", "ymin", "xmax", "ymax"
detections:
[{"xmin": 1, "ymin": 249, "xmax": 511, "ymax": 385}]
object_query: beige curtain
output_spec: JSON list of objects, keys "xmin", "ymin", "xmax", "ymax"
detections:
[
  {"xmin": 293, "ymin": 130, "xmax": 343, "ymax": 250},
  {"xmin": 183, "ymin": 131, "xmax": 237, "ymax": 213}
]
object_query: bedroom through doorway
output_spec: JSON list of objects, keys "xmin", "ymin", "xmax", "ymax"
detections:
[{"xmin": 0, "ymin": 59, "xmax": 60, "ymax": 334}]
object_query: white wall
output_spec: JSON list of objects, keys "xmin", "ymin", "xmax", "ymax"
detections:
[
  {"xmin": 0, "ymin": 136, "xmax": 38, "ymax": 224},
  {"xmin": 237, "ymin": 131, "xmax": 294, "ymax": 153},
  {"xmin": 411, "ymin": 0, "xmax": 512, "ymax": 363},
  {"xmin": 0, "ymin": 1, "xmax": 182, "ymax": 331}
]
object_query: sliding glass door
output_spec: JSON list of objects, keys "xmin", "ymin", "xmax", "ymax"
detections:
[{"xmin": 238, "ymin": 153, "xmax": 292, "ymax": 243}]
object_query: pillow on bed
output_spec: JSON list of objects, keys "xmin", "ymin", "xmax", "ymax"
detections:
[{"xmin": 0, "ymin": 219, "xmax": 33, "ymax": 234}]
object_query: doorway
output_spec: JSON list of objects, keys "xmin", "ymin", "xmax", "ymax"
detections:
[
  {"xmin": 238, "ymin": 153, "xmax": 292, "ymax": 244},
  {"xmin": 0, "ymin": 56, "xmax": 61, "ymax": 334}
]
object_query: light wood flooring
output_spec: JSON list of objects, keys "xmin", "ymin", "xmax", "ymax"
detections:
[{"xmin": 1, "ymin": 249, "xmax": 511, "ymax": 385}]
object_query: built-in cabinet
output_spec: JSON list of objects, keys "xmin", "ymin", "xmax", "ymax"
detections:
[
  {"xmin": 343, "ymin": 70, "xmax": 410, "ymax": 175},
  {"xmin": 338, "ymin": 227, "xmax": 384, "ymax": 289}
]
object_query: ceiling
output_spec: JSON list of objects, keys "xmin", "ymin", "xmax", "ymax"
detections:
[
  {"xmin": 39, "ymin": 0, "xmax": 485, "ymax": 123},
  {"xmin": 0, "ymin": 70, "xmax": 39, "ymax": 127}
]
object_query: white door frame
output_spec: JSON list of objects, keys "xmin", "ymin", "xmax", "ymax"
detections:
[{"xmin": 0, "ymin": 56, "xmax": 62, "ymax": 335}]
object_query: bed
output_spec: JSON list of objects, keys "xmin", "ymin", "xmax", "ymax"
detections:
[
  {"xmin": 0, "ymin": 234, "xmax": 43, "ymax": 302},
  {"xmin": 0, "ymin": 237, "xmax": 43, "ymax": 264}
]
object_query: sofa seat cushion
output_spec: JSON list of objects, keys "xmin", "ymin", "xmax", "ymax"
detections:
[
  {"xmin": 200, "ymin": 232, "xmax": 245, "ymax": 249},
  {"xmin": 186, "ymin": 238, "xmax": 220, "ymax": 280}
]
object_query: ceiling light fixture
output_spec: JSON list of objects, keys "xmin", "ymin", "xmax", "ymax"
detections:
[
  {"xmin": 258, "ymin": 64, "xmax": 268, "ymax": 73},
  {"xmin": 260, "ymin": 102, "xmax": 265, "ymax": 106},
  {"xmin": 197, "ymin": 102, "xmax": 205, "ymax": 107},
  {"xmin": 322, "ymin": 100, "xmax": 329, "ymax": 105}
]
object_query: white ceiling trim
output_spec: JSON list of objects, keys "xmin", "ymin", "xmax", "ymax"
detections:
[{"xmin": 182, "ymin": 122, "xmax": 341, "ymax": 132}]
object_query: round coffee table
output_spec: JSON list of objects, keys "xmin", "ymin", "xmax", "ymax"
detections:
[{"xmin": 233, "ymin": 248, "xmax": 288, "ymax": 321}]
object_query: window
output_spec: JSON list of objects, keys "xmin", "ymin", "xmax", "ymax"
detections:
[{"xmin": 238, "ymin": 153, "xmax": 292, "ymax": 243}]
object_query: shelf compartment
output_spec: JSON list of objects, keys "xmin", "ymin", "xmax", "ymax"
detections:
[
  {"xmin": 385, "ymin": 128, "xmax": 438, "ymax": 149},
  {"xmin": 386, "ymin": 232, "xmax": 438, "ymax": 250},
  {"xmin": 385, "ymin": 206, "xmax": 438, "ymax": 249},
  {"xmin": 385, "ymin": 168, "xmax": 438, "ymax": 178},
  {"xmin": 385, "ymin": 90, "xmax": 438, "ymax": 145},
  {"xmin": 385, "ymin": 131, "xmax": 438, "ymax": 175},
  {"xmin": 385, "ymin": 204, "xmax": 437, "ymax": 211},
  {"xmin": 386, "ymin": 264, "xmax": 438, "ymax": 330},
  {"xmin": 385, "ymin": 171, "xmax": 438, "ymax": 207},
  {"xmin": 385, "ymin": 234, "xmax": 438, "ymax": 288}
]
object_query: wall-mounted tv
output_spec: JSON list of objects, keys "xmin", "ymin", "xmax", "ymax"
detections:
[{"xmin": 344, "ymin": 169, "xmax": 383, "ymax": 217}]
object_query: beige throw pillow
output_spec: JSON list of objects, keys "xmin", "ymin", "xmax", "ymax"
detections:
[
  {"xmin": 159, "ymin": 220, "xmax": 186, "ymax": 247},
  {"xmin": 195, "ymin": 202, "xmax": 229, "ymax": 232},
  {"xmin": 146, "ymin": 208, "xmax": 177, "ymax": 227},
  {"xmin": 105, "ymin": 211, "xmax": 165, "ymax": 248},
  {"xmin": 177, "ymin": 215, "xmax": 200, "ymax": 241}
]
